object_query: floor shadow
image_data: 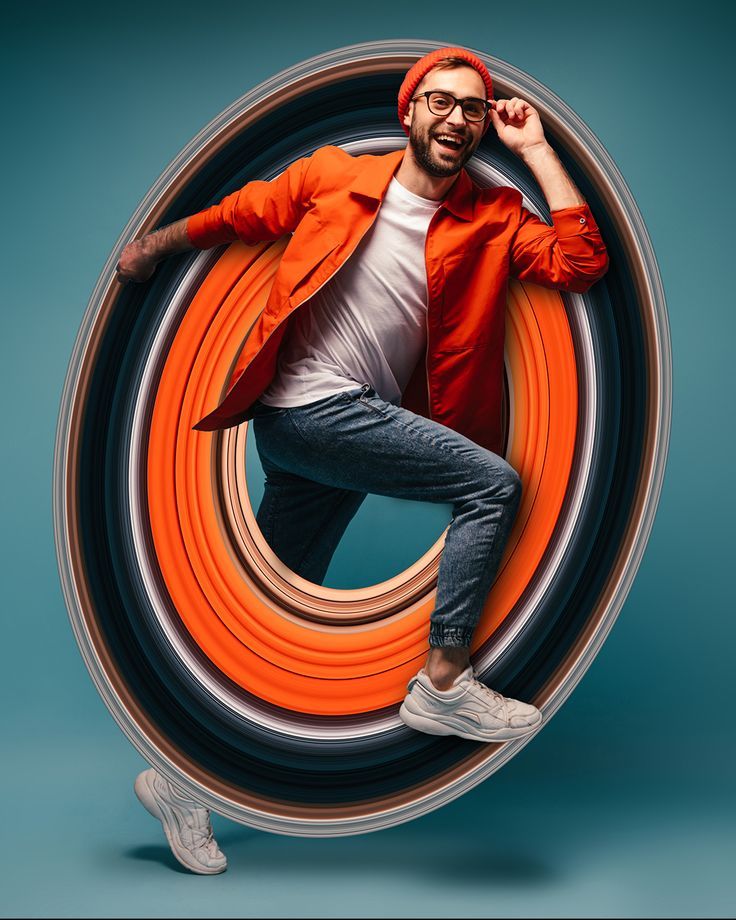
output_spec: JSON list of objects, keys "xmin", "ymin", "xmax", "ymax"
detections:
[
  {"xmin": 214, "ymin": 824, "xmax": 558, "ymax": 889},
  {"xmin": 124, "ymin": 843, "xmax": 192, "ymax": 875},
  {"xmin": 122, "ymin": 816, "xmax": 557, "ymax": 885}
]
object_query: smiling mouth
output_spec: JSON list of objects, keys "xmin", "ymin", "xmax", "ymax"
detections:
[{"xmin": 433, "ymin": 134, "xmax": 466, "ymax": 153}]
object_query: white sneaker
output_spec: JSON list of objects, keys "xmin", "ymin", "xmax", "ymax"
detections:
[
  {"xmin": 399, "ymin": 666, "xmax": 542, "ymax": 742},
  {"xmin": 134, "ymin": 768, "xmax": 227, "ymax": 875}
]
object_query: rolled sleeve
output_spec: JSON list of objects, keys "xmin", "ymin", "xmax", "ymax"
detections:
[
  {"xmin": 185, "ymin": 155, "xmax": 312, "ymax": 250},
  {"xmin": 510, "ymin": 199, "xmax": 609, "ymax": 293}
]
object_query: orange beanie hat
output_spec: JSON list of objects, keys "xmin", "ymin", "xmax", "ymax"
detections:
[{"xmin": 397, "ymin": 47, "xmax": 494, "ymax": 136}]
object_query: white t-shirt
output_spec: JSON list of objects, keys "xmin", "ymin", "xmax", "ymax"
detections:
[{"xmin": 259, "ymin": 177, "xmax": 442, "ymax": 408}]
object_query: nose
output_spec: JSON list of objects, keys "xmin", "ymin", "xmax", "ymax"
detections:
[{"xmin": 445, "ymin": 101, "xmax": 468, "ymax": 128}]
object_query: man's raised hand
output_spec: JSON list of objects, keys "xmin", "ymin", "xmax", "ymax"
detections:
[{"xmin": 489, "ymin": 97, "xmax": 547, "ymax": 157}]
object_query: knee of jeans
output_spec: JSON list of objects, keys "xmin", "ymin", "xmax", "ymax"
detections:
[
  {"xmin": 508, "ymin": 468, "xmax": 523, "ymax": 510},
  {"xmin": 476, "ymin": 458, "xmax": 522, "ymax": 504}
]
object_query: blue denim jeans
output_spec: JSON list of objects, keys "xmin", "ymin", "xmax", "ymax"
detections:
[{"xmin": 250, "ymin": 384, "xmax": 522, "ymax": 648}]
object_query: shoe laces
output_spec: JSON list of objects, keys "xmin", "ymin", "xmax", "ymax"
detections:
[
  {"xmin": 470, "ymin": 678, "xmax": 510, "ymax": 718},
  {"xmin": 156, "ymin": 774, "xmax": 222, "ymax": 857},
  {"xmin": 186, "ymin": 808, "xmax": 217, "ymax": 852}
]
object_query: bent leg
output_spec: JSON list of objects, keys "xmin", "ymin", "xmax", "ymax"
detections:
[
  {"xmin": 253, "ymin": 386, "xmax": 522, "ymax": 646},
  {"xmin": 250, "ymin": 389, "xmax": 538, "ymax": 742}
]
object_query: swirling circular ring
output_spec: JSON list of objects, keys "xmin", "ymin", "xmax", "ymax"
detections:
[{"xmin": 53, "ymin": 39, "xmax": 670, "ymax": 835}]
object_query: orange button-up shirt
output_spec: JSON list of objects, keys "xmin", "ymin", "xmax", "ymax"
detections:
[{"xmin": 187, "ymin": 146, "xmax": 609, "ymax": 454}]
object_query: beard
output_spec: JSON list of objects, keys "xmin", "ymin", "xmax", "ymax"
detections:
[{"xmin": 409, "ymin": 120, "xmax": 478, "ymax": 178}]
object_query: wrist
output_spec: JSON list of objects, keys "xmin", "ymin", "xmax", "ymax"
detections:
[
  {"xmin": 140, "ymin": 232, "xmax": 163, "ymax": 263},
  {"xmin": 519, "ymin": 141, "xmax": 553, "ymax": 163}
]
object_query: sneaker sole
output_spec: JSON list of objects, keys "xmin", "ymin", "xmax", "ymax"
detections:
[
  {"xmin": 134, "ymin": 769, "xmax": 226, "ymax": 875},
  {"xmin": 399, "ymin": 699, "xmax": 542, "ymax": 742}
]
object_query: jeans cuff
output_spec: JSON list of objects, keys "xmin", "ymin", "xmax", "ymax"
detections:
[{"xmin": 428, "ymin": 626, "xmax": 473, "ymax": 648}]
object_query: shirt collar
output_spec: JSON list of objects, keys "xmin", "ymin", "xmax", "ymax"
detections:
[{"xmin": 348, "ymin": 148, "xmax": 475, "ymax": 221}]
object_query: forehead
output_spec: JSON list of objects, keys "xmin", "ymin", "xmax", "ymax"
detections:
[{"xmin": 416, "ymin": 64, "xmax": 487, "ymax": 98}]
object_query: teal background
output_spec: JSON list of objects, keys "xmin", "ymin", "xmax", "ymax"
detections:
[{"xmin": 2, "ymin": 0, "xmax": 734, "ymax": 916}]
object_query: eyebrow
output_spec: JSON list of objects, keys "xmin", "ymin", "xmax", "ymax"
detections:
[{"xmin": 422, "ymin": 87, "xmax": 487, "ymax": 100}]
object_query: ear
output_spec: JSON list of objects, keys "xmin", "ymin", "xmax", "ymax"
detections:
[{"xmin": 403, "ymin": 101, "xmax": 413, "ymax": 129}]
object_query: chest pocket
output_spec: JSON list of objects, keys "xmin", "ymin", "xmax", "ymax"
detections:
[{"xmin": 438, "ymin": 242, "xmax": 509, "ymax": 351}]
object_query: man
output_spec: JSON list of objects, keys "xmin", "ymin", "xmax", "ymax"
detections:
[{"xmin": 119, "ymin": 47, "xmax": 609, "ymax": 874}]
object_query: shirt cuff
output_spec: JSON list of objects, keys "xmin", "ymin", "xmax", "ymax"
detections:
[
  {"xmin": 186, "ymin": 211, "xmax": 237, "ymax": 249},
  {"xmin": 550, "ymin": 203, "xmax": 601, "ymax": 239}
]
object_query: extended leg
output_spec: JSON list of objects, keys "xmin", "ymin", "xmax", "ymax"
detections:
[{"xmin": 254, "ymin": 453, "xmax": 366, "ymax": 585}]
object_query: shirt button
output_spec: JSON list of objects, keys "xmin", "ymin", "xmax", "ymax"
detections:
[{"xmin": 579, "ymin": 217, "xmax": 586, "ymax": 224}]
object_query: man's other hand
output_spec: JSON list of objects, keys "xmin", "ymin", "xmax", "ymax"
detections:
[{"xmin": 116, "ymin": 238, "xmax": 159, "ymax": 284}]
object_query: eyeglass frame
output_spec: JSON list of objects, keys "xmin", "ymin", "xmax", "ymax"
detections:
[{"xmin": 410, "ymin": 90, "xmax": 491, "ymax": 123}]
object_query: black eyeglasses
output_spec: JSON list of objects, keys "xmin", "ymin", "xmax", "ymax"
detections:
[{"xmin": 411, "ymin": 91, "xmax": 490, "ymax": 123}]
